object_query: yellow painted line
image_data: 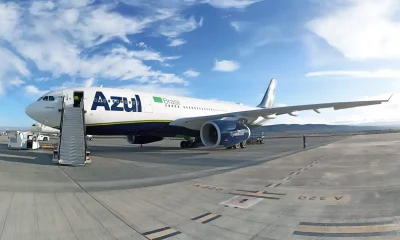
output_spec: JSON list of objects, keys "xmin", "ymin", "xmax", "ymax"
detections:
[
  {"xmin": 297, "ymin": 224, "xmax": 400, "ymax": 234},
  {"xmin": 41, "ymin": 146, "xmax": 57, "ymax": 149},
  {"xmin": 143, "ymin": 227, "xmax": 181, "ymax": 240},
  {"xmin": 0, "ymin": 153, "xmax": 36, "ymax": 159}
]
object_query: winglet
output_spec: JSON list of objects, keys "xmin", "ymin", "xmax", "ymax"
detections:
[
  {"xmin": 257, "ymin": 78, "xmax": 277, "ymax": 108},
  {"xmin": 388, "ymin": 94, "xmax": 394, "ymax": 102}
]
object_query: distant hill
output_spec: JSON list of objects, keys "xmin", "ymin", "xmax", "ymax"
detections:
[
  {"xmin": 0, "ymin": 126, "xmax": 28, "ymax": 132},
  {"xmin": 252, "ymin": 124, "xmax": 397, "ymax": 134}
]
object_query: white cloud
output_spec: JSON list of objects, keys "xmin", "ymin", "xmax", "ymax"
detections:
[
  {"xmin": 168, "ymin": 38, "xmax": 187, "ymax": 47},
  {"xmin": 59, "ymin": 0, "xmax": 93, "ymax": 8},
  {"xmin": 183, "ymin": 69, "xmax": 200, "ymax": 77},
  {"xmin": 0, "ymin": 2, "xmax": 186, "ymax": 89},
  {"xmin": 30, "ymin": 1, "xmax": 55, "ymax": 16},
  {"xmin": 306, "ymin": 69, "xmax": 400, "ymax": 78},
  {"xmin": 83, "ymin": 78, "xmax": 95, "ymax": 87},
  {"xmin": 122, "ymin": 0, "xmax": 262, "ymax": 10},
  {"xmin": 9, "ymin": 77, "xmax": 25, "ymax": 87},
  {"xmin": 206, "ymin": 0, "xmax": 262, "ymax": 9},
  {"xmin": 137, "ymin": 42, "xmax": 147, "ymax": 48},
  {"xmin": 61, "ymin": 9, "xmax": 80, "ymax": 24},
  {"xmin": 307, "ymin": 0, "xmax": 400, "ymax": 60},
  {"xmin": 24, "ymin": 85, "xmax": 46, "ymax": 96},
  {"xmin": 75, "ymin": 5, "xmax": 149, "ymax": 46},
  {"xmin": 112, "ymin": 47, "xmax": 180, "ymax": 62},
  {"xmin": 0, "ymin": 2, "xmax": 20, "ymax": 42},
  {"xmin": 0, "ymin": 48, "xmax": 30, "ymax": 95},
  {"xmin": 230, "ymin": 21, "xmax": 252, "ymax": 32},
  {"xmin": 158, "ymin": 16, "xmax": 203, "ymax": 37},
  {"xmin": 212, "ymin": 59, "xmax": 240, "ymax": 72}
]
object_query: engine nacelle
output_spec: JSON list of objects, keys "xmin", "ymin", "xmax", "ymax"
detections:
[
  {"xmin": 200, "ymin": 120, "xmax": 250, "ymax": 148},
  {"xmin": 126, "ymin": 135, "xmax": 164, "ymax": 144}
]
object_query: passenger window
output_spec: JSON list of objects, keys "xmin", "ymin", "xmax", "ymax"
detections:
[
  {"xmin": 43, "ymin": 96, "xmax": 48, "ymax": 101},
  {"xmin": 49, "ymin": 96, "xmax": 55, "ymax": 101}
]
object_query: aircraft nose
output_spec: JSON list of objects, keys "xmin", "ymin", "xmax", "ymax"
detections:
[{"xmin": 25, "ymin": 104, "xmax": 36, "ymax": 120}]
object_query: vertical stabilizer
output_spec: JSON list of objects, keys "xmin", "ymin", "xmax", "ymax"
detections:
[{"xmin": 257, "ymin": 78, "xmax": 277, "ymax": 108}]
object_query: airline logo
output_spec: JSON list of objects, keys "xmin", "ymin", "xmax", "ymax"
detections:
[
  {"xmin": 91, "ymin": 91, "xmax": 142, "ymax": 112},
  {"xmin": 153, "ymin": 96, "xmax": 180, "ymax": 106}
]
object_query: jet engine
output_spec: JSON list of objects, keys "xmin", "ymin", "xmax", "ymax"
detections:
[
  {"xmin": 126, "ymin": 135, "xmax": 164, "ymax": 144},
  {"xmin": 200, "ymin": 120, "xmax": 250, "ymax": 148}
]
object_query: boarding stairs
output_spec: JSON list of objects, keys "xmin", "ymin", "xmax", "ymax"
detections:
[{"xmin": 57, "ymin": 100, "xmax": 88, "ymax": 165}]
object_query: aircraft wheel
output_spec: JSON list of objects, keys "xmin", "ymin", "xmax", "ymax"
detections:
[
  {"xmin": 240, "ymin": 141, "xmax": 246, "ymax": 148},
  {"xmin": 233, "ymin": 143, "xmax": 240, "ymax": 149},
  {"xmin": 180, "ymin": 141, "xmax": 187, "ymax": 148},
  {"xmin": 186, "ymin": 140, "xmax": 193, "ymax": 148}
]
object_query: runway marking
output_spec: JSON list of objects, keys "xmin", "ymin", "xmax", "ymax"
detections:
[
  {"xmin": 192, "ymin": 213, "xmax": 221, "ymax": 224},
  {"xmin": 220, "ymin": 196, "xmax": 263, "ymax": 209},
  {"xmin": 265, "ymin": 183, "xmax": 281, "ymax": 188},
  {"xmin": 296, "ymin": 195, "xmax": 350, "ymax": 203},
  {"xmin": 265, "ymin": 156, "xmax": 325, "ymax": 188},
  {"xmin": 230, "ymin": 190, "xmax": 285, "ymax": 200},
  {"xmin": 190, "ymin": 183, "xmax": 224, "ymax": 191},
  {"xmin": 142, "ymin": 227, "xmax": 181, "ymax": 240},
  {"xmin": 0, "ymin": 153, "xmax": 36, "ymax": 159},
  {"xmin": 293, "ymin": 220, "xmax": 400, "ymax": 237}
]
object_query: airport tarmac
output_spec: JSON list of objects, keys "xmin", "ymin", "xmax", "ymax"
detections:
[{"xmin": 0, "ymin": 133, "xmax": 400, "ymax": 239}]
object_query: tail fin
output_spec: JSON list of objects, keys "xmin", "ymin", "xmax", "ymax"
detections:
[{"xmin": 257, "ymin": 78, "xmax": 277, "ymax": 108}]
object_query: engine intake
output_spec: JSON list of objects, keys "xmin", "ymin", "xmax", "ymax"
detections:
[
  {"xmin": 126, "ymin": 135, "xmax": 164, "ymax": 144},
  {"xmin": 200, "ymin": 120, "xmax": 250, "ymax": 148}
]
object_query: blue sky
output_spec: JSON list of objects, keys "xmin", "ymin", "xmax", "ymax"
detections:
[{"xmin": 0, "ymin": 0, "xmax": 399, "ymax": 127}]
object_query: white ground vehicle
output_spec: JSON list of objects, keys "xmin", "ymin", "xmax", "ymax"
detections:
[
  {"xmin": 37, "ymin": 135, "xmax": 50, "ymax": 141},
  {"xmin": 86, "ymin": 135, "xmax": 93, "ymax": 141},
  {"xmin": 7, "ymin": 131, "xmax": 40, "ymax": 150}
]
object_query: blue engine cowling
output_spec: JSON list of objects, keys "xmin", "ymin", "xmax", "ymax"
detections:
[{"xmin": 200, "ymin": 120, "xmax": 250, "ymax": 148}]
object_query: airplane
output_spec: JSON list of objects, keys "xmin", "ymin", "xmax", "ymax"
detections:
[
  {"xmin": 24, "ymin": 79, "xmax": 392, "ymax": 149},
  {"xmin": 30, "ymin": 122, "xmax": 60, "ymax": 135}
]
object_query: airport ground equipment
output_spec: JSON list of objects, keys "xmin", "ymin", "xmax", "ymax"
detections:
[
  {"xmin": 7, "ymin": 131, "xmax": 40, "ymax": 150},
  {"xmin": 57, "ymin": 95, "xmax": 88, "ymax": 165},
  {"xmin": 37, "ymin": 134, "xmax": 50, "ymax": 141}
]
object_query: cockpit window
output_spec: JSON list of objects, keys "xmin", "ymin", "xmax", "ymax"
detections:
[
  {"xmin": 37, "ymin": 97, "xmax": 43, "ymax": 102},
  {"xmin": 43, "ymin": 96, "xmax": 48, "ymax": 101},
  {"xmin": 48, "ymin": 96, "xmax": 55, "ymax": 101}
]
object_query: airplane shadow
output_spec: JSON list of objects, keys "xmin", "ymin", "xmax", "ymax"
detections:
[
  {"xmin": 87, "ymin": 145, "xmax": 210, "ymax": 155},
  {"xmin": 0, "ymin": 143, "xmax": 54, "ymax": 166}
]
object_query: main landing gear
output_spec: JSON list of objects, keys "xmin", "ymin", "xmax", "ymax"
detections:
[
  {"xmin": 226, "ymin": 141, "xmax": 246, "ymax": 150},
  {"xmin": 180, "ymin": 138, "xmax": 202, "ymax": 149},
  {"xmin": 180, "ymin": 140, "xmax": 192, "ymax": 148}
]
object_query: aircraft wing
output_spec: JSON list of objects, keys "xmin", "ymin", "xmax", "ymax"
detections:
[{"xmin": 170, "ymin": 95, "xmax": 392, "ymax": 130}]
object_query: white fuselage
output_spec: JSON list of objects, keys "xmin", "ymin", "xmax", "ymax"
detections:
[{"xmin": 25, "ymin": 87, "xmax": 267, "ymax": 136}]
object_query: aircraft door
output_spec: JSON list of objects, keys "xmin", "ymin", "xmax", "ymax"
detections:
[{"xmin": 63, "ymin": 89, "xmax": 74, "ymax": 107}]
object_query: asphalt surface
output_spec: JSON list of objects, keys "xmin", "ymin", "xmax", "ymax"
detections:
[
  {"xmin": 0, "ymin": 135, "xmax": 343, "ymax": 191},
  {"xmin": 1, "ymin": 133, "xmax": 400, "ymax": 239}
]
